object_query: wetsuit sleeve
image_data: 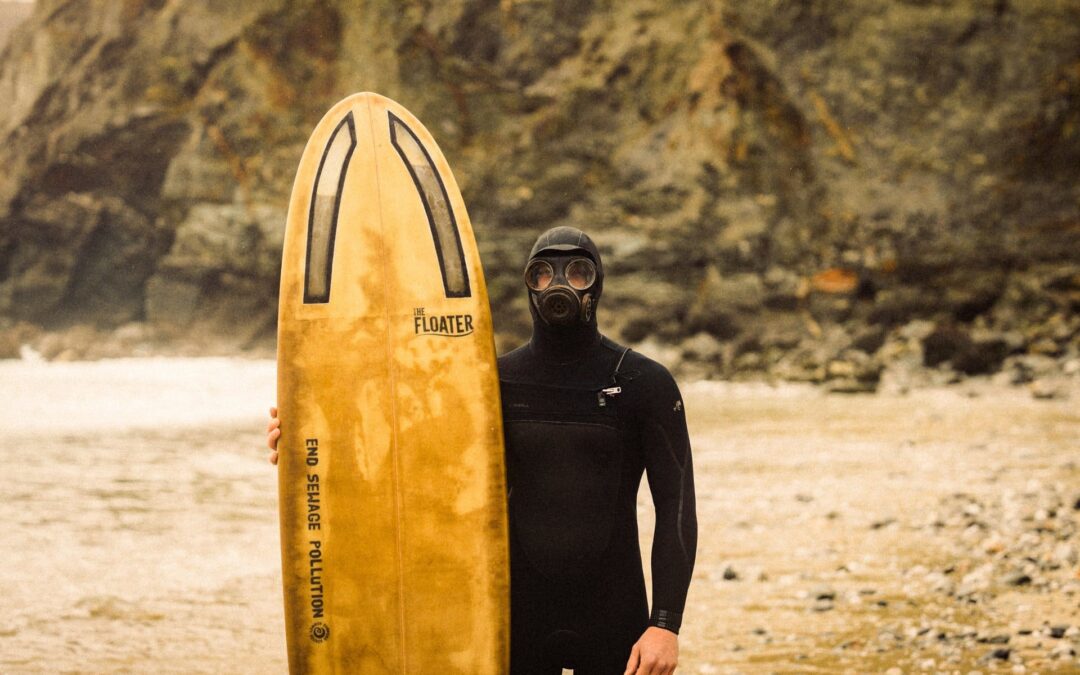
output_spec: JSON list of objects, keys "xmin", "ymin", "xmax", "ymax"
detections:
[{"xmin": 639, "ymin": 363, "xmax": 697, "ymax": 634}]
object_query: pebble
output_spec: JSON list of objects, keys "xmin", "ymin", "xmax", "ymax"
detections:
[
  {"xmin": 1052, "ymin": 542, "xmax": 1077, "ymax": 565},
  {"xmin": 980, "ymin": 634, "xmax": 1010, "ymax": 644},
  {"xmin": 811, "ymin": 586, "xmax": 836, "ymax": 601},
  {"xmin": 1003, "ymin": 572, "xmax": 1032, "ymax": 586},
  {"xmin": 1030, "ymin": 379, "xmax": 1067, "ymax": 400},
  {"xmin": 957, "ymin": 563, "xmax": 994, "ymax": 598},
  {"xmin": 982, "ymin": 533, "xmax": 1006, "ymax": 553},
  {"xmin": 1049, "ymin": 642, "xmax": 1076, "ymax": 659}
]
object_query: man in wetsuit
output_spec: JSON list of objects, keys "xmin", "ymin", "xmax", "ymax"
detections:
[
  {"xmin": 497, "ymin": 226, "xmax": 696, "ymax": 675},
  {"xmin": 268, "ymin": 226, "xmax": 696, "ymax": 674}
]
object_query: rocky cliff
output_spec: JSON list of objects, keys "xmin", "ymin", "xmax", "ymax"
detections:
[
  {"xmin": 0, "ymin": 2, "xmax": 32, "ymax": 51},
  {"xmin": 0, "ymin": 0, "xmax": 1077, "ymax": 390}
]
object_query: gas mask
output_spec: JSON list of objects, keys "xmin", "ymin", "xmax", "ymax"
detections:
[{"xmin": 525, "ymin": 255, "xmax": 598, "ymax": 326}]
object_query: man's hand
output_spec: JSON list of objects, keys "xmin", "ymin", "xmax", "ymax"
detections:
[
  {"xmin": 624, "ymin": 626, "xmax": 678, "ymax": 675},
  {"xmin": 267, "ymin": 406, "xmax": 281, "ymax": 465}
]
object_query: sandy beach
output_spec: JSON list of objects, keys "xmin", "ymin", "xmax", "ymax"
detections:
[{"xmin": 0, "ymin": 358, "xmax": 1076, "ymax": 673}]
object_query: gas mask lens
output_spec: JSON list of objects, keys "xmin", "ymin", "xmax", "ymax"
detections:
[
  {"xmin": 524, "ymin": 257, "xmax": 597, "ymax": 291},
  {"xmin": 525, "ymin": 259, "xmax": 554, "ymax": 291},
  {"xmin": 565, "ymin": 258, "xmax": 596, "ymax": 290}
]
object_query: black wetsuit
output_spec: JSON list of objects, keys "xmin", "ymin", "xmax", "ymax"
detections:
[{"xmin": 498, "ymin": 317, "xmax": 697, "ymax": 675}]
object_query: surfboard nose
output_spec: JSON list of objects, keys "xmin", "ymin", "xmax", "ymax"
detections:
[{"xmin": 281, "ymin": 93, "xmax": 481, "ymax": 320}]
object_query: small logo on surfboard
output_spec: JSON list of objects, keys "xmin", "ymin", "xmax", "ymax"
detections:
[
  {"xmin": 310, "ymin": 622, "xmax": 329, "ymax": 643},
  {"xmin": 413, "ymin": 306, "xmax": 474, "ymax": 337}
]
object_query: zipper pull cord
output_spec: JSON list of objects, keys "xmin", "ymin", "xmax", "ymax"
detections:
[{"xmin": 598, "ymin": 346, "xmax": 631, "ymax": 407}]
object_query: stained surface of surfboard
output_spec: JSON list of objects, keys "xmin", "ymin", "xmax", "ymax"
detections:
[{"xmin": 276, "ymin": 92, "xmax": 509, "ymax": 674}]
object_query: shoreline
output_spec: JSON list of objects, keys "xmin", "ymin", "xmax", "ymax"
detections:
[{"xmin": 3, "ymin": 341, "xmax": 1075, "ymax": 403}]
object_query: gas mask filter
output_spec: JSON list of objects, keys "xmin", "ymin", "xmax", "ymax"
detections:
[{"xmin": 524, "ymin": 256, "xmax": 598, "ymax": 326}]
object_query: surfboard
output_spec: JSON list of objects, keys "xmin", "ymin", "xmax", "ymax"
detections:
[{"xmin": 276, "ymin": 92, "xmax": 509, "ymax": 674}]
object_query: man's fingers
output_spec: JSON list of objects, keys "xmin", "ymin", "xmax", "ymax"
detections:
[
  {"xmin": 266, "ymin": 403, "xmax": 281, "ymax": 463},
  {"xmin": 623, "ymin": 643, "xmax": 641, "ymax": 675}
]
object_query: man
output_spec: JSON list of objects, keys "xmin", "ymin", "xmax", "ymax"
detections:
[{"xmin": 268, "ymin": 226, "xmax": 697, "ymax": 674}]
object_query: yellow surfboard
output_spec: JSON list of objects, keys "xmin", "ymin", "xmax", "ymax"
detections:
[{"xmin": 276, "ymin": 93, "xmax": 509, "ymax": 674}]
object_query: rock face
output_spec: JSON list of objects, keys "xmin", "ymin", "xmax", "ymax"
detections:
[
  {"xmin": 0, "ymin": 2, "xmax": 32, "ymax": 52},
  {"xmin": 0, "ymin": 0, "xmax": 1077, "ymax": 377}
]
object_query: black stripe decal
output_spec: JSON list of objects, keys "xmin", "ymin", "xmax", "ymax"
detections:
[
  {"xmin": 304, "ymin": 112, "xmax": 357, "ymax": 304},
  {"xmin": 388, "ymin": 111, "xmax": 471, "ymax": 298}
]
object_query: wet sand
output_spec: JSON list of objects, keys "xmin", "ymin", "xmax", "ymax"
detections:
[
  {"xmin": 671, "ymin": 381, "xmax": 1079, "ymax": 673},
  {"xmin": 0, "ymin": 359, "xmax": 1076, "ymax": 673}
]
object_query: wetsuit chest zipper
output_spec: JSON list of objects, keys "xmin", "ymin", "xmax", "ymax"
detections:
[{"xmin": 597, "ymin": 386, "xmax": 621, "ymax": 407}]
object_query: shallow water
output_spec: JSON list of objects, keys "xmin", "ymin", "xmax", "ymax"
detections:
[
  {"xmin": 0, "ymin": 358, "xmax": 283, "ymax": 673},
  {"xmin": 0, "ymin": 359, "xmax": 1076, "ymax": 673}
]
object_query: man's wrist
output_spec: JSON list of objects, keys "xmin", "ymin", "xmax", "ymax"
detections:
[{"xmin": 648, "ymin": 608, "xmax": 682, "ymax": 634}]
